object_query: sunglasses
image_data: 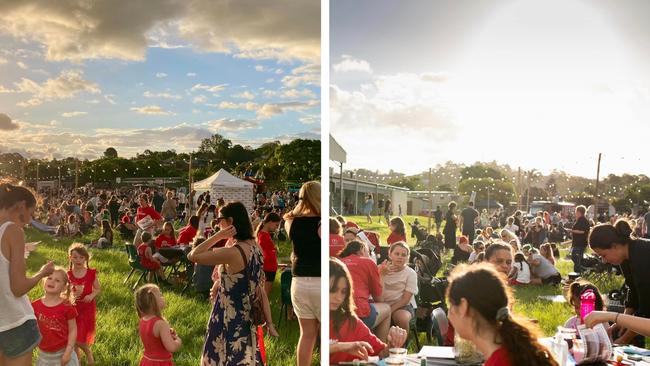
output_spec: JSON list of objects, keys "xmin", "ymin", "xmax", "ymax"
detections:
[{"xmin": 215, "ymin": 216, "xmax": 228, "ymax": 222}]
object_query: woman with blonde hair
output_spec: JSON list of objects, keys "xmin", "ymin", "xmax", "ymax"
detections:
[{"xmin": 283, "ymin": 181, "xmax": 321, "ymax": 366}]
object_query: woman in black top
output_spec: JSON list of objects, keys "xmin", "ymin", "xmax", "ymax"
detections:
[
  {"xmin": 284, "ymin": 181, "xmax": 321, "ymax": 366},
  {"xmin": 589, "ymin": 220, "xmax": 650, "ymax": 346},
  {"xmin": 443, "ymin": 201, "xmax": 458, "ymax": 251}
]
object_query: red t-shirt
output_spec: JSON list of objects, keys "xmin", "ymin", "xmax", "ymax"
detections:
[
  {"xmin": 387, "ymin": 232, "xmax": 407, "ymax": 245},
  {"xmin": 138, "ymin": 243, "xmax": 161, "ymax": 270},
  {"xmin": 330, "ymin": 234, "xmax": 346, "ymax": 257},
  {"xmin": 155, "ymin": 234, "xmax": 176, "ymax": 249},
  {"xmin": 484, "ymin": 347, "xmax": 511, "ymax": 366},
  {"xmin": 32, "ymin": 299, "xmax": 78, "ymax": 352},
  {"xmin": 257, "ymin": 231, "xmax": 278, "ymax": 272},
  {"xmin": 136, "ymin": 206, "xmax": 162, "ymax": 222},
  {"xmin": 177, "ymin": 225, "xmax": 197, "ymax": 245},
  {"xmin": 121, "ymin": 215, "xmax": 131, "ymax": 224},
  {"xmin": 340, "ymin": 254, "xmax": 382, "ymax": 318},
  {"xmin": 330, "ymin": 317, "xmax": 386, "ymax": 364}
]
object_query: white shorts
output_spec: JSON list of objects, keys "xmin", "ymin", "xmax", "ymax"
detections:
[
  {"xmin": 290, "ymin": 277, "xmax": 321, "ymax": 321},
  {"xmin": 37, "ymin": 349, "xmax": 79, "ymax": 366}
]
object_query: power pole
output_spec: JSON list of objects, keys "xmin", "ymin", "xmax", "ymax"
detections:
[
  {"xmin": 188, "ymin": 153, "xmax": 193, "ymax": 215},
  {"xmin": 36, "ymin": 161, "xmax": 39, "ymax": 190},
  {"xmin": 428, "ymin": 167, "xmax": 433, "ymax": 233},
  {"xmin": 595, "ymin": 153, "xmax": 602, "ymax": 199},
  {"xmin": 75, "ymin": 159, "xmax": 79, "ymax": 190}
]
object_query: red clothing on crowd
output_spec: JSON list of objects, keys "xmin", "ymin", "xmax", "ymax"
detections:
[
  {"xmin": 257, "ymin": 231, "xmax": 278, "ymax": 272},
  {"xmin": 122, "ymin": 215, "xmax": 132, "ymax": 224},
  {"xmin": 340, "ymin": 254, "xmax": 382, "ymax": 318},
  {"xmin": 67, "ymin": 268, "xmax": 97, "ymax": 345},
  {"xmin": 329, "ymin": 234, "xmax": 346, "ymax": 257},
  {"xmin": 344, "ymin": 221, "xmax": 360, "ymax": 230},
  {"xmin": 155, "ymin": 234, "xmax": 176, "ymax": 249},
  {"xmin": 387, "ymin": 232, "xmax": 407, "ymax": 245},
  {"xmin": 138, "ymin": 244, "xmax": 161, "ymax": 270},
  {"xmin": 329, "ymin": 317, "xmax": 386, "ymax": 364},
  {"xmin": 484, "ymin": 347, "xmax": 511, "ymax": 366},
  {"xmin": 138, "ymin": 316, "xmax": 173, "ymax": 366},
  {"xmin": 176, "ymin": 225, "xmax": 197, "ymax": 245},
  {"xmin": 136, "ymin": 206, "xmax": 162, "ymax": 222},
  {"xmin": 32, "ymin": 299, "xmax": 78, "ymax": 352}
]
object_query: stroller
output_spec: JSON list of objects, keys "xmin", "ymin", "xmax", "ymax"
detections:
[
  {"xmin": 409, "ymin": 249, "xmax": 448, "ymax": 348},
  {"xmin": 581, "ymin": 253, "xmax": 621, "ymax": 288}
]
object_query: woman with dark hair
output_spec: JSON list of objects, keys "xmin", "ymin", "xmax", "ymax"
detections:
[
  {"xmin": 446, "ymin": 264, "xmax": 558, "ymax": 366},
  {"xmin": 187, "ymin": 201, "xmax": 272, "ymax": 365},
  {"xmin": 386, "ymin": 217, "xmax": 406, "ymax": 245},
  {"xmin": 339, "ymin": 241, "xmax": 391, "ymax": 341},
  {"xmin": 329, "ymin": 258, "xmax": 407, "ymax": 364},
  {"xmin": 0, "ymin": 182, "xmax": 55, "ymax": 365},
  {"xmin": 485, "ymin": 242, "xmax": 514, "ymax": 276},
  {"xmin": 443, "ymin": 201, "xmax": 458, "ymax": 252},
  {"xmin": 256, "ymin": 212, "xmax": 282, "ymax": 297},
  {"xmin": 589, "ymin": 220, "xmax": 650, "ymax": 345},
  {"xmin": 176, "ymin": 215, "xmax": 199, "ymax": 246}
]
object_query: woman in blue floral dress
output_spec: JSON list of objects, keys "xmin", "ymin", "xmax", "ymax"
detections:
[{"xmin": 188, "ymin": 202, "xmax": 265, "ymax": 365}]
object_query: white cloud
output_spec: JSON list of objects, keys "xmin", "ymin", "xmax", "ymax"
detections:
[
  {"xmin": 87, "ymin": 99, "xmax": 101, "ymax": 104},
  {"xmin": 130, "ymin": 105, "xmax": 173, "ymax": 115},
  {"xmin": 143, "ymin": 91, "xmax": 182, "ymax": 99},
  {"xmin": 0, "ymin": 85, "xmax": 15, "ymax": 93},
  {"xmin": 17, "ymin": 98, "xmax": 42, "ymax": 107},
  {"xmin": 275, "ymin": 69, "xmax": 284, "ymax": 74},
  {"xmin": 281, "ymin": 88, "xmax": 315, "ymax": 98},
  {"xmin": 217, "ymin": 101, "xmax": 258, "ymax": 110},
  {"xmin": 155, "ymin": 72, "xmax": 167, "ymax": 78},
  {"xmin": 233, "ymin": 91, "xmax": 255, "ymax": 100},
  {"xmin": 254, "ymin": 65, "xmax": 267, "ymax": 72},
  {"xmin": 14, "ymin": 70, "xmax": 100, "ymax": 102},
  {"xmin": 61, "ymin": 111, "xmax": 87, "ymax": 117},
  {"xmin": 191, "ymin": 83, "xmax": 228, "ymax": 94},
  {"xmin": 299, "ymin": 115, "xmax": 319, "ymax": 125},
  {"xmin": 193, "ymin": 95, "xmax": 208, "ymax": 104},
  {"xmin": 186, "ymin": 72, "xmax": 196, "ymax": 77},
  {"xmin": 0, "ymin": 0, "xmax": 318, "ymax": 62},
  {"xmin": 16, "ymin": 61, "xmax": 28, "ymax": 70},
  {"xmin": 206, "ymin": 118, "xmax": 260, "ymax": 132},
  {"xmin": 265, "ymin": 78, "xmax": 275, "ymax": 83},
  {"xmin": 333, "ymin": 55, "xmax": 372, "ymax": 73},
  {"xmin": 282, "ymin": 64, "xmax": 320, "ymax": 88},
  {"xmin": 104, "ymin": 94, "xmax": 117, "ymax": 105}
]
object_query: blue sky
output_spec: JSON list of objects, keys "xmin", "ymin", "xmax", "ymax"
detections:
[
  {"xmin": 0, "ymin": 0, "xmax": 320, "ymax": 159},
  {"xmin": 330, "ymin": 0, "xmax": 650, "ymax": 178}
]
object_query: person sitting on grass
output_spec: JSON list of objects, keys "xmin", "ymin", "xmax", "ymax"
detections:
[
  {"xmin": 329, "ymin": 258, "xmax": 408, "ymax": 364},
  {"xmin": 564, "ymin": 280, "xmax": 604, "ymax": 331},
  {"xmin": 469, "ymin": 242, "xmax": 485, "ymax": 263},
  {"xmin": 329, "ymin": 218, "xmax": 346, "ymax": 257},
  {"xmin": 95, "ymin": 220, "xmax": 113, "ymax": 249},
  {"xmin": 485, "ymin": 242, "xmax": 514, "ymax": 277},
  {"xmin": 446, "ymin": 263, "xmax": 559, "ymax": 366},
  {"xmin": 386, "ymin": 217, "xmax": 407, "ymax": 245},
  {"xmin": 510, "ymin": 252, "xmax": 531, "ymax": 286},
  {"xmin": 527, "ymin": 248, "xmax": 562, "ymax": 285},
  {"xmin": 138, "ymin": 232, "xmax": 167, "ymax": 283},
  {"xmin": 376, "ymin": 242, "xmax": 418, "ymax": 337},
  {"xmin": 540, "ymin": 243, "xmax": 556, "ymax": 266},
  {"xmin": 66, "ymin": 214, "xmax": 82, "ymax": 237},
  {"xmin": 339, "ymin": 241, "xmax": 391, "ymax": 342}
]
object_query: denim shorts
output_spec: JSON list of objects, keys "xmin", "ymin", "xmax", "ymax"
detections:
[
  {"xmin": 396, "ymin": 304, "xmax": 416, "ymax": 319},
  {"xmin": 361, "ymin": 303, "xmax": 378, "ymax": 329},
  {"xmin": 0, "ymin": 319, "xmax": 41, "ymax": 358}
]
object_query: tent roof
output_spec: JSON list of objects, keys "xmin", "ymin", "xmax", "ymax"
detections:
[
  {"xmin": 193, "ymin": 169, "xmax": 254, "ymax": 190},
  {"xmin": 329, "ymin": 134, "xmax": 347, "ymax": 163}
]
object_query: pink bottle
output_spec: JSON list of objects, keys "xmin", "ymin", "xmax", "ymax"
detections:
[{"xmin": 580, "ymin": 289, "xmax": 596, "ymax": 322}]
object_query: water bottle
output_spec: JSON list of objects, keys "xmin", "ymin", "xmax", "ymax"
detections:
[{"xmin": 580, "ymin": 289, "xmax": 596, "ymax": 322}]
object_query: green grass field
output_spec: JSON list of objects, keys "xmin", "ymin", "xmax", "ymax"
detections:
[
  {"xmin": 24, "ymin": 227, "xmax": 317, "ymax": 365},
  {"xmin": 345, "ymin": 215, "xmax": 625, "ymax": 344}
]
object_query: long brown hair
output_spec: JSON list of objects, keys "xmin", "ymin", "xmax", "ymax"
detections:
[
  {"xmin": 0, "ymin": 180, "xmax": 38, "ymax": 210},
  {"xmin": 447, "ymin": 264, "xmax": 558, "ymax": 366},
  {"xmin": 330, "ymin": 258, "xmax": 357, "ymax": 336},
  {"xmin": 389, "ymin": 216, "xmax": 406, "ymax": 237},
  {"xmin": 134, "ymin": 284, "xmax": 162, "ymax": 318},
  {"xmin": 256, "ymin": 212, "xmax": 281, "ymax": 236},
  {"xmin": 568, "ymin": 280, "xmax": 604, "ymax": 311},
  {"xmin": 68, "ymin": 243, "xmax": 90, "ymax": 270}
]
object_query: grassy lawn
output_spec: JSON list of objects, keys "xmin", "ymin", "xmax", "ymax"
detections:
[
  {"xmin": 344, "ymin": 215, "xmax": 625, "ymax": 344},
  {"xmin": 24, "ymin": 227, "xmax": 316, "ymax": 365}
]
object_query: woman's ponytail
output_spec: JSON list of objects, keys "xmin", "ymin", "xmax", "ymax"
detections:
[
  {"xmin": 498, "ymin": 311, "xmax": 558, "ymax": 366},
  {"xmin": 614, "ymin": 219, "xmax": 634, "ymax": 242}
]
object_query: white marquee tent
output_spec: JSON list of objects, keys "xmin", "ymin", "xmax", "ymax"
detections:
[{"xmin": 192, "ymin": 169, "xmax": 255, "ymax": 212}]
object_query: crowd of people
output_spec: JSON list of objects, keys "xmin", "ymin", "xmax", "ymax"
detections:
[
  {"xmin": 328, "ymin": 199, "xmax": 650, "ymax": 365},
  {"xmin": 0, "ymin": 179, "xmax": 320, "ymax": 366}
]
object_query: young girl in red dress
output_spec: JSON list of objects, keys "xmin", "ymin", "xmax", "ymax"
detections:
[
  {"xmin": 135, "ymin": 284, "xmax": 181, "ymax": 366},
  {"xmin": 67, "ymin": 243, "xmax": 101, "ymax": 365},
  {"xmin": 32, "ymin": 267, "xmax": 79, "ymax": 366},
  {"xmin": 446, "ymin": 263, "xmax": 558, "ymax": 366}
]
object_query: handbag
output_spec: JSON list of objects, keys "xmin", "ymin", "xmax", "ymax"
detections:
[{"xmin": 235, "ymin": 243, "xmax": 266, "ymax": 326}]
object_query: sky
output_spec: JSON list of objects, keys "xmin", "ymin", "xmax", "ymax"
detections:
[
  {"xmin": 0, "ymin": 0, "xmax": 320, "ymax": 160},
  {"xmin": 330, "ymin": 0, "xmax": 650, "ymax": 178}
]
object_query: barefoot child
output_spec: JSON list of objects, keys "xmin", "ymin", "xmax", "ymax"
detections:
[
  {"xmin": 67, "ymin": 243, "xmax": 101, "ymax": 365},
  {"xmin": 135, "ymin": 284, "xmax": 181, "ymax": 365},
  {"xmin": 32, "ymin": 267, "xmax": 79, "ymax": 366}
]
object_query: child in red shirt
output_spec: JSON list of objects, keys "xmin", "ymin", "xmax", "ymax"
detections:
[
  {"xmin": 67, "ymin": 243, "xmax": 100, "ymax": 366},
  {"xmin": 32, "ymin": 267, "xmax": 79, "ymax": 366},
  {"xmin": 329, "ymin": 218, "xmax": 346, "ymax": 257},
  {"xmin": 256, "ymin": 213, "xmax": 281, "ymax": 297},
  {"xmin": 135, "ymin": 284, "xmax": 182, "ymax": 365},
  {"xmin": 155, "ymin": 222, "xmax": 177, "ymax": 249},
  {"xmin": 386, "ymin": 217, "xmax": 407, "ymax": 245},
  {"xmin": 329, "ymin": 258, "xmax": 408, "ymax": 363}
]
